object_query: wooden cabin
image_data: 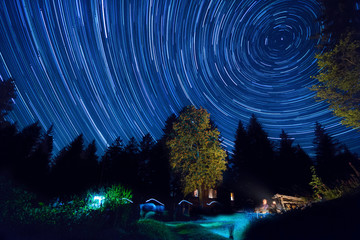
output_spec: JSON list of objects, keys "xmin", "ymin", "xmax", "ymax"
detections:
[{"xmin": 272, "ymin": 194, "xmax": 308, "ymax": 212}]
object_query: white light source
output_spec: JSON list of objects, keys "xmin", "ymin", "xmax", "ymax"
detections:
[
  {"xmin": 145, "ymin": 198, "xmax": 164, "ymax": 206},
  {"xmin": 92, "ymin": 195, "xmax": 105, "ymax": 208}
]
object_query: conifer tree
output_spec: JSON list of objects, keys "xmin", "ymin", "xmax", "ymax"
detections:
[
  {"xmin": 100, "ymin": 137, "xmax": 125, "ymax": 184},
  {"xmin": 51, "ymin": 134, "xmax": 85, "ymax": 195},
  {"xmin": 0, "ymin": 78, "xmax": 16, "ymax": 122}
]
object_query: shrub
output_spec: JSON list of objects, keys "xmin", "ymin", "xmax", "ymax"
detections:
[{"xmin": 104, "ymin": 184, "xmax": 132, "ymax": 210}]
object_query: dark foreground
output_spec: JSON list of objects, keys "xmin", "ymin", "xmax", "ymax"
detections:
[
  {"xmin": 2, "ymin": 191, "xmax": 360, "ymax": 240},
  {"xmin": 243, "ymin": 191, "xmax": 360, "ymax": 240}
]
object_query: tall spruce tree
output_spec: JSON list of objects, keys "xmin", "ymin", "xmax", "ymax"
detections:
[
  {"xmin": 27, "ymin": 125, "xmax": 54, "ymax": 193},
  {"xmin": 276, "ymin": 131, "xmax": 313, "ymax": 196},
  {"xmin": 81, "ymin": 140, "xmax": 99, "ymax": 189},
  {"xmin": 122, "ymin": 137, "xmax": 139, "ymax": 189},
  {"xmin": 153, "ymin": 114, "xmax": 176, "ymax": 200},
  {"xmin": 0, "ymin": 78, "xmax": 16, "ymax": 122},
  {"xmin": 293, "ymin": 144, "xmax": 313, "ymax": 195},
  {"xmin": 14, "ymin": 122, "xmax": 42, "ymax": 183},
  {"xmin": 247, "ymin": 114, "xmax": 275, "ymax": 192},
  {"xmin": 138, "ymin": 133, "xmax": 156, "ymax": 194},
  {"xmin": 313, "ymin": 122, "xmax": 356, "ymax": 186},
  {"xmin": 0, "ymin": 78, "xmax": 17, "ymax": 175},
  {"xmin": 100, "ymin": 137, "xmax": 125, "ymax": 184},
  {"xmin": 313, "ymin": 122, "xmax": 338, "ymax": 185},
  {"xmin": 233, "ymin": 121, "xmax": 250, "ymax": 179},
  {"xmin": 51, "ymin": 134, "xmax": 85, "ymax": 196},
  {"xmin": 231, "ymin": 120, "xmax": 251, "ymax": 206},
  {"xmin": 276, "ymin": 130, "xmax": 296, "ymax": 193}
]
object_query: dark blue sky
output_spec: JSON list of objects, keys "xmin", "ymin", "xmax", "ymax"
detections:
[{"xmin": 0, "ymin": 0, "xmax": 359, "ymax": 156}]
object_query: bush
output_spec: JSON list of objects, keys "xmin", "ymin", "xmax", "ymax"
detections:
[
  {"xmin": 104, "ymin": 184, "xmax": 132, "ymax": 210},
  {"xmin": 0, "ymin": 180, "xmax": 135, "ymax": 229}
]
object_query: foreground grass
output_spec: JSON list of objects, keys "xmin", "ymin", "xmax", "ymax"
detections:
[
  {"xmin": 0, "ymin": 219, "xmax": 230, "ymax": 240},
  {"xmin": 168, "ymin": 222, "xmax": 229, "ymax": 240}
]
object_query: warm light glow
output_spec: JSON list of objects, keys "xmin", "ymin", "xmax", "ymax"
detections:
[
  {"xmin": 194, "ymin": 189, "xmax": 199, "ymax": 197},
  {"xmin": 230, "ymin": 192, "xmax": 234, "ymax": 201},
  {"xmin": 208, "ymin": 189, "xmax": 217, "ymax": 199}
]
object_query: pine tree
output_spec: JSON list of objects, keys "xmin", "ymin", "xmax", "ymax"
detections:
[
  {"xmin": 247, "ymin": 114, "xmax": 275, "ymax": 192},
  {"xmin": 100, "ymin": 137, "xmax": 125, "ymax": 184},
  {"xmin": 51, "ymin": 134, "xmax": 85, "ymax": 195},
  {"xmin": 313, "ymin": 122, "xmax": 338, "ymax": 185},
  {"xmin": 27, "ymin": 125, "xmax": 54, "ymax": 193},
  {"xmin": 138, "ymin": 133, "xmax": 156, "ymax": 193},
  {"xmin": 232, "ymin": 121, "xmax": 249, "ymax": 179},
  {"xmin": 293, "ymin": 144, "xmax": 313, "ymax": 195},
  {"xmin": 276, "ymin": 130, "xmax": 296, "ymax": 193},
  {"xmin": 14, "ymin": 122, "xmax": 42, "ymax": 182},
  {"xmin": 231, "ymin": 120, "xmax": 250, "ymax": 206},
  {"xmin": 81, "ymin": 140, "xmax": 99, "ymax": 189},
  {"xmin": 121, "ymin": 137, "xmax": 139, "ymax": 188}
]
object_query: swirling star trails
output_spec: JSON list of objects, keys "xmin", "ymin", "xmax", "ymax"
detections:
[{"xmin": 0, "ymin": 0, "xmax": 359, "ymax": 156}]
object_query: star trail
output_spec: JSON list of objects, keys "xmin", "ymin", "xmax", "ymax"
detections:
[{"xmin": 0, "ymin": 0, "xmax": 359, "ymax": 155}]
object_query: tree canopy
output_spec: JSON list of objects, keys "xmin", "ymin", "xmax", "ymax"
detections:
[
  {"xmin": 312, "ymin": 33, "xmax": 360, "ymax": 129},
  {"xmin": 166, "ymin": 106, "xmax": 227, "ymax": 205}
]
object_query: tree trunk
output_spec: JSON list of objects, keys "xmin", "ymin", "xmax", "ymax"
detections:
[{"xmin": 199, "ymin": 185, "xmax": 204, "ymax": 208}]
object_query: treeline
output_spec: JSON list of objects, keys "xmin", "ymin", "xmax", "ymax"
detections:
[
  {"xmin": 223, "ymin": 116, "xmax": 359, "ymax": 207},
  {"xmin": 0, "ymin": 119, "xmax": 174, "ymax": 202},
  {"xmin": 1, "ymin": 78, "xmax": 359, "ymax": 208}
]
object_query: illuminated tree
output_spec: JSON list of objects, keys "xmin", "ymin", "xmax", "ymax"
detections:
[
  {"xmin": 309, "ymin": 166, "xmax": 342, "ymax": 201},
  {"xmin": 167, "ymin": 106, "xmax": 227, "ymax": 206},
  {"xmin": 312, "ymin": 33, "xmax": 360, "ymax": 129}
]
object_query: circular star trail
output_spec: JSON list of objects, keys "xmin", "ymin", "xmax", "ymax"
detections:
[{"xmin": 0, "ymin": 0, "xmax": 359, "ymax": 155}]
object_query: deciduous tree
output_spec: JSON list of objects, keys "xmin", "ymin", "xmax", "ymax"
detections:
[
  {"xmin": 312, "ymin": 33, "xmax": 360, "ymax": 129},
  {"xmin": 167, "ymin": 106, "xmax": 227, "ymax": 206}
]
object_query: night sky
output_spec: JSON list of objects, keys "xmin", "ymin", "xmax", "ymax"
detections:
[{"xmin": 0, "ymin": 0, "xmax": 359, "ymax": 156}]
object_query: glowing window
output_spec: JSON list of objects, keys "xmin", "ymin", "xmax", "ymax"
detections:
[
  {"xmin": 230, "ymin": 192, "xmax": 234, "ymax": 201},
  {"xmin": 194, "ymin": 189, "xmax": 198, "ymax": 197},
  {"xmin": 208, "ymin": 189, "xmax": 217, "ymax": 199}
]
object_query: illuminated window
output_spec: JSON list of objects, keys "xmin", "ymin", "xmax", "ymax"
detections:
[
  {"xmin": 208, "ymin": 189, "xmax": 217, "ymax": 199},
  {"xmin": 230, "ymin": 192, "xmax": 234, "ymax": 201},
  {"xmin": 194, "ymin": 189, "xmax": 198, "ymax": 197}
]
